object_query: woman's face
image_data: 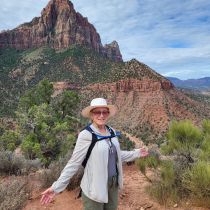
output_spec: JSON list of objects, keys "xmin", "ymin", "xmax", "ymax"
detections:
[{"xmin": 90, "ymin": 107, "xmax": 109, "ymax": 127}]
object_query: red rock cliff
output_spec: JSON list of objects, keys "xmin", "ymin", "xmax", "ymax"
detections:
[
  {"xmin": 87, "ymin": 79, "xmax": 174, "ymax": 92},
  {"xmin": 0, "ymin": 0, "xmax": 123, "ymax": 62}
]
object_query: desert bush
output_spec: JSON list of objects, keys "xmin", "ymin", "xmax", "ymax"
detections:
[
  {"xmin": 202, "ymin": 119, "xmax": 210, "ymax": 134},
  {"xmin": 162, "ymin": 120, "xmax": 203, "ymax": 155},
  {"xmin": 0, "ymin": 151, "xmax": 41, "ymax": 175},
  {"xmin": 137, "ymin": 120, "xmax": 210, "ymax": 207},
  {"xmin": 0, "ymin": 175, "xmax": 34, "ymax": 210},
  {"xmin": 148, "ymin": 144, "xmax": 161, "ymax": 161},
  {"xmin": 182, "ymin": 161, "xmax": 210, "ymax": 206},
  {"xmin": 24, "ymin": 158, "xmax": 42, "ymax": 174}
]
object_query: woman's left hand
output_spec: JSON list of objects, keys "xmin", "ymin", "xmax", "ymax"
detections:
[{"xmin": 140, "ymin": 147, "xmax": 148, "ymax": 157}]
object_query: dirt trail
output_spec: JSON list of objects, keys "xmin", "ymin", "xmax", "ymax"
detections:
[
  {"xmin": 23, "ymin": 164, "xmax": 206, "ymax": 210},
  {"xmin": 123, "ymin": 132, "xmax": 146, "ymax": 149}
]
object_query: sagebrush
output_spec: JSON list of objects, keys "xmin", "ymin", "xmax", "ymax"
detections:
[
  {"xmin": 0, "ymin": 175, "xmax": 34, "ymax": 210},
  {"xmin": 0, "ymin": 151, "xmax": 41, "ymax": 175}
]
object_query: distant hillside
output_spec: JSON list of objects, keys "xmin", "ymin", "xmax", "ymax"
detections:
[
  {"xmin": 167, "ymin": 77, "xmax": 210, "ymax": 91},
  {"xmin": 176, "ymin": 87, "xmax": 210, "ymax": 107},
  {"xmin": 1, "ymin": 44, "xmax": 210, "ymax": 145}
]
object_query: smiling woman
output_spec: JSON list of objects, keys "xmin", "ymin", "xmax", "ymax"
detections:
[{"xmin": 40, "ymin": 98, "xmax": 148, "ymax": 210}]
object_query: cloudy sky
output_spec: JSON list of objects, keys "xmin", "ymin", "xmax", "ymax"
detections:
[{"xmin": 1, "ymin": 0, "xmax": 210, "ymax": 80}]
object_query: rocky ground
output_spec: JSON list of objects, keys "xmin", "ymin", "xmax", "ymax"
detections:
[{"xmin": 23, "ymin": 164, "xmax": 207, "ymax": 210}]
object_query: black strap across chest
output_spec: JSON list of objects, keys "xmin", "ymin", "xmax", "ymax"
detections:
[{"xmin": 81, "ymin": 125, "xmax": 115, "ymax": 168}]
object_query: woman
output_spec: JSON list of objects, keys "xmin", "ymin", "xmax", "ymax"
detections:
[{"xmin": 40, "ymin": 98, "xmax": 148, "ymax": 209}]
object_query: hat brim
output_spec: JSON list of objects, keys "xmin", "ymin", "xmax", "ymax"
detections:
[{"xmin": 81, "ymin": 105, "xmax": 117, "ymax": 118}]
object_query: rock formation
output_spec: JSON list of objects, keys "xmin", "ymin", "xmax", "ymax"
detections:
[
  {"xmin": 0, "ymin": 0, "xmax": 123, "ymax": 62},
  {"xmin": 86, "ymin": 79, "xmax": 174, "ymax": 93}
]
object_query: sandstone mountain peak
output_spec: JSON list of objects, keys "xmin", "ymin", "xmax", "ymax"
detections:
[{"xmin": 0, "ymin": 0, "xmax": 123, "ymax": 62}]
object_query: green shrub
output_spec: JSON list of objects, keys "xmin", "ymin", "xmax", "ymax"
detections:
[
  {"xmin": 202, "ymin": 120, "xmax": 210, "ymax": 135},
  {"xmin": 145, "ymin": 155, "xmax": 159, "ymax": 169},
  {"xmin": 136, "ymin": 158, "xmax": 146, "ymax": 175},
  {"xmin": 0, "ymin": 130, "xmax": 19, "ymax": 152},
  {"xmin": 183, "ymin": 161, "xmax": 210, "ymax": 207},
  {"xmin": 137, "ymin": 120, "xmax": 210, "ymax": 207},
  {"xmin": 163, "ymin": 120, "xmax": 203, "ymax": 155},
  {"xmin": 0, "ymin": 175, "xmax": 34, "ymax": 210}
]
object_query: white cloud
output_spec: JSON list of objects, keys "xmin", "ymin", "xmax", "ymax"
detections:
[{"xmin": 1, "ymin": 0, "xmax": 210, "ymax": 80}]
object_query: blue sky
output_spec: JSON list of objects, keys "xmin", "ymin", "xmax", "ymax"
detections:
[{"xmin": 1, "ymin": 0, "xmax": 210, "ymax": 80}]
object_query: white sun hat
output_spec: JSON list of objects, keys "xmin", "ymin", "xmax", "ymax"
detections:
[{"xmin": 81, "ymin": 98, "xmax": 117, "ymax": 118}]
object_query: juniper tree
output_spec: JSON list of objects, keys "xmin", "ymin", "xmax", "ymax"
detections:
[{"xmin": 16, "ymin": 79, "xmax": 80, "ymax": 164}]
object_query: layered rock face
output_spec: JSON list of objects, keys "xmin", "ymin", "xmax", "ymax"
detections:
[
  {"xmin": 0, "ymin": 0, "xmax": 123, "ymax": 62},
  {"xmin": 86, "ymin": 79, "xmax": 174, "ymax": 93}
]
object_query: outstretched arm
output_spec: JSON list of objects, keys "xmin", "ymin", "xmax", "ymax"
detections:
[{"xmin": 120, "ymin": 147, "xmax": 148, "ymax": 162}]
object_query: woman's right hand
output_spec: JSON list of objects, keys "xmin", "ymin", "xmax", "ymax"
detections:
[
  {"xmin": 140, "ymin": 147, "xmax": 148, "ymax": 157},
  {"xmin": 40, "ymin": 187, "xmax": 56, "ymax": 205}
]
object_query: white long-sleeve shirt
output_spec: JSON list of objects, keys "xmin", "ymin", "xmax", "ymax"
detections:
[{"xmin": 52, "ymin": 124, "xmax": 141, "ymax": 203}]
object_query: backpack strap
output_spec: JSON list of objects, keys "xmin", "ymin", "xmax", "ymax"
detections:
[
  {"xmin": 81, "ymin": 131, "xmax": 99, "ymax": 168},
  {"xmin": 81, "ymin": 125, "xmax": 116, "ymax": 168},
  {"xmin": 105, "ymin": 125, "xmax": 115, "ymax": 136}
]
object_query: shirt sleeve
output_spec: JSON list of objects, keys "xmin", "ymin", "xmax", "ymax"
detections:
[
  {"xmin": 120, "ymin": 149, "xmax": 141, "ymax": 162},
  {"xmin": 52, "ymin": 130, "xmax": 92, "ymax": 194}
]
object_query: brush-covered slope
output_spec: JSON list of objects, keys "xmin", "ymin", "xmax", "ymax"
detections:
[
  {"xmin": 1, "ymin": 44, "xmax": 209, "ymax": 146},
  {"xmin": 73, "ymin": 60, "xmax": 210, "ymax": 143}
]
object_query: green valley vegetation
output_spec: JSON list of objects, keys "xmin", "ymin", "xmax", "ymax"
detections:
[
  {"xmin": 137, "ymin": 120, "xmax": 210, "ymax": 207},
  {"xmin": 1, "ymin": 78, "xmax": 80, "ymax": 164}
]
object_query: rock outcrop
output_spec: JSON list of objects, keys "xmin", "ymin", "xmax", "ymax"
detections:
[
  {"xmin": 0, "ymin": 0, "xmax": 123, "ymax": 62},
  {"xmin": 52, "ymin": 82, "xmax": 81, "ymax": 90},
  {"xmin": 86, "ymin": 78, "xmax": 174, "ymax": 93}
]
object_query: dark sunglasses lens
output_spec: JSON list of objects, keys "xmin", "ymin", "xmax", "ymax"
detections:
[
  {"xmin": 102, "ymin": 111, "xmax": 109, "ymax": 116},
  {"xmin": 93, "ymin": 111, "xmax": 109, "ymax": 116},
  {"xmin": 94, "ymin": 111, "xmax": 101, "ymax": 116}
]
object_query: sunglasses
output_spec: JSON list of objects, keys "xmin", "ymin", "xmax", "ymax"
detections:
[{"xmin": 91, "ymin": 110, "xmax": 110, "ymax": 117}]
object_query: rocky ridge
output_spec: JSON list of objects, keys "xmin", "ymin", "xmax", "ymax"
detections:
[
  {"xmin": 0, "ymin": 0, "xmax": 123, "ymax": 62},
  {"xmin": 86, "ymin": 79, "xmax": 174, "ymax": 92}
]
